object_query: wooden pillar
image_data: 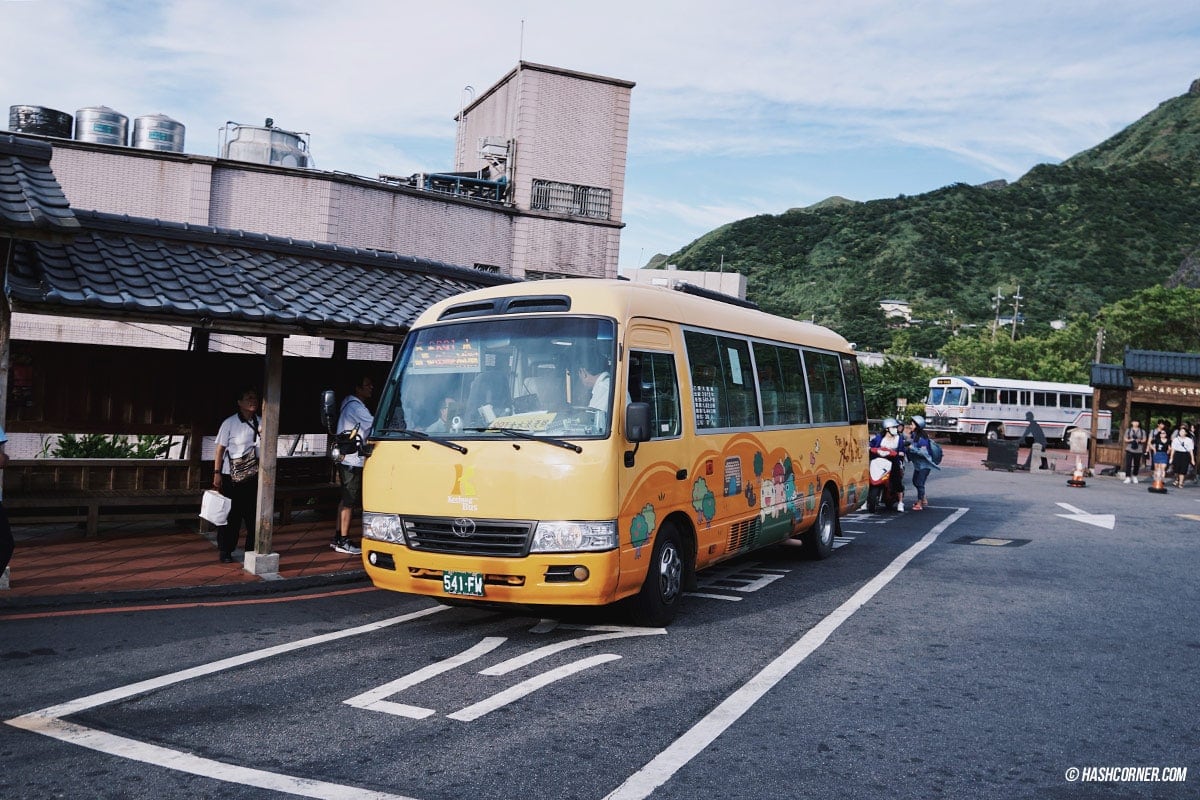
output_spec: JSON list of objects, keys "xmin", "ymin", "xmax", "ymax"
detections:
[
  {"xmin": 1088, "ymin": 387, "xmax": 1100, "ymax": 468},
  {"xmin": 0, "ymin": 241, "xmax": 10, "ymax": 439},
  {"xmin": 0, "ymin": 242, "xmax": 10, "ymax": 499},
  {"xmin": 255, "ymin": 335, "xmax": 283, "ymax": 554},
  {"xmin": 186, "ymin": 329, "xmax": 210, "ymax": 479}
]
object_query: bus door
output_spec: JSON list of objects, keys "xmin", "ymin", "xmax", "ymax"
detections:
[{"xmin": 616, "ymin": 325, "xmax": 691, "ymax": 585}]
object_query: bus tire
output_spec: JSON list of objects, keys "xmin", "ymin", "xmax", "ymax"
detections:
[
  {"xmin": 986, "ymin": 423, "xmax": 1005, "ymax": 440},
  {"xmin": 629, "ymin": 523, "xmax": 685, "ymax": 627},
  {"xmin": 802, "ymin": 487, "xmax": 837, "ymax": 559}
]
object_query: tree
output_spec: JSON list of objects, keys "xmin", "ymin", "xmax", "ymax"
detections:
[
  {"xmin": 860, "ymin": 358, "xmax": 940, "ymax": 420},
  {"xmin": 834, "ymin": 292, "xmax": 890, "ymax": 351},
  {"xmin": 1094, "ymin": 286, "xmax": 1200, "ymax": 357}
]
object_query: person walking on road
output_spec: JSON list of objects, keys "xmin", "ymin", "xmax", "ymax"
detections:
[
  {"xmin": 1122, "ymin": 419, "xmax": 1147, "ymax": 484},
  {"xmin": 906, "ymin": 416, "xmax": 940, "ymax": 510},
  {"xmin": 1148, "ymin": 427, "xmax": 1172, "ymax": 487},
  {"xmin": 1169, "ymin": 424, "xmax": 1195, "ymax": 489}
]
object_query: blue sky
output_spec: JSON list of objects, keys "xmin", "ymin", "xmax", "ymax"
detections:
[{"xmin": 4, "ymin": 0, "xmax": 1198, "ymax": 269}]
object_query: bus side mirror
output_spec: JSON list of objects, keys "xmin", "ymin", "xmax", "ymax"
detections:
[
  {"xmin": 320, "ymin": 389, "xmax": 337, "ymax": 435},
  {"xmin": 625, "ymin": 402, "xmax": 652, "ymax": 444}
]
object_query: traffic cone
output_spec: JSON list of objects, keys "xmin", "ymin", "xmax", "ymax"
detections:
[
  {"xmin": 1148, "ymin": 465, "xmax": 1168, "ymax": 494},
  {"xmin": 1067, "ymin": 457, "xmax": 1087, "ymax": 488}
]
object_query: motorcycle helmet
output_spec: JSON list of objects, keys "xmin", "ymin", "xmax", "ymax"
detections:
[
  {"xmin": 882, "ymin": 416, "xmax": 900, "ymax": 434},
  {"xmin": 910, "ymin": 414, "xmax": 926, "ymax": 430}
]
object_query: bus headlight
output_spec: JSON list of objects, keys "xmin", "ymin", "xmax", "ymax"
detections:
[
  {"xmin": 531, "ymin": 521, "xmax": 618, "ymax": 553},
  {"xmin": 362, "ymin": 512, "xmax": 405, "ymax": 543}
]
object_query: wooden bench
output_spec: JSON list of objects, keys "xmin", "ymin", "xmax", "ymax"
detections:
[
  {"xmin": 275, "ymin": 456, "xmax": 340, "ymax": 525},
  {"xmin": 3, "ymin": 456, "xmax": 340, "ymax": 535}
]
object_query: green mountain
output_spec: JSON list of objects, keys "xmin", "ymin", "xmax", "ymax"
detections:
[{"xmin": 659, "ymin": 78, "xmax": 1200, "ymax": 351}]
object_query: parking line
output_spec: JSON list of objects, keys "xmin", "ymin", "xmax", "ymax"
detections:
[
  {"xmin": 6, "ymin": 605, "xmax": 447, "ymax": 799},
  {"xmin": 603, "ymin": 507, "xmax": 970, "ymax": 800}
]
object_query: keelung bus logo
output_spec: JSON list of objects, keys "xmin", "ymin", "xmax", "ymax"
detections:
[{"xmin": 449, "ymin": 464, "xmax": 478, "ymax": 511}]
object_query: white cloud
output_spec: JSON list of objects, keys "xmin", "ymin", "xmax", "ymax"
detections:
[{"xmin": 3, "ymin": 0, "xmax": 1197, "ymax": 267}]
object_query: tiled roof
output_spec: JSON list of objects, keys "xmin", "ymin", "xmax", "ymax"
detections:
[
  {"xmin": 1090, "ymin": 362, "xmax": 1130, "ymax": 388},
  {"xmin": 1124, "ymin": 348, "xmax": 1200, "ymax": 379},
  {"xmin": 7, "ymin": 210, "xmax": 516, "ymax": 341},
  {"xmin": 0, "ymin": 133, "xmax": 81, "ymax": 240}
]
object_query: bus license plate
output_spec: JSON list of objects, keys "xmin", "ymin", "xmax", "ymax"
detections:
[{"xmin": 443, "ymin": 571, "xmax": 485, "ymax": 597}]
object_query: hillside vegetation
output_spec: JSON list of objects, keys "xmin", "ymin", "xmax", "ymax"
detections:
[{"xmin": 659, "ymin": 79, "xmax": 1200, "ymax": 354}]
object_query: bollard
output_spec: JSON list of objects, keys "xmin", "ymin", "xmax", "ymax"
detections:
[{"xmin": 1148, "ymin": 463, "xmax": 1168, "ymax": 494}]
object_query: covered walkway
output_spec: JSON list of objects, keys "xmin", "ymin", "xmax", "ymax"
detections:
[{"xmin": 1, "ymin": 132, "xmax": 511, "ymax": 583}]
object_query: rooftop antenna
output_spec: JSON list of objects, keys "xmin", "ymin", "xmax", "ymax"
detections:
[
  {"xmin": 457, "ymin": 85, "xmax": 474, "ymax": 169},
  {"xmin": 519, "ymin": 19, "xmax": 525, "ymax": 61}
]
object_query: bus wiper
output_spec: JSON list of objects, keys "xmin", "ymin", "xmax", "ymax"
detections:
[
  {"xmin": 376, "ymin": 427, "xmax": 467, "ymax": 454},
  {"xmin": 465, "ymin": 427, "xmax": 583, "ymax": 453}
]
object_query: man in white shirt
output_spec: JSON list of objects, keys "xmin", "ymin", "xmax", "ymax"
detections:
[
  {"xmin": 334, "ymin": 376, "xmax": 374, "ymax": 554},
  {"xmin": 212, "ymin": 387, "xmax": 262, "ymax": 562},
  {"xmin": 577, "ymin": 356, "xmax": 611, "ymax": 411}
]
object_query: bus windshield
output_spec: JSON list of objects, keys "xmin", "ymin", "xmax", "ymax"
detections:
[
  {"xmin": 376, "ymin": 316, "xmax": 617, "ymax": 440},
  {"xmin": 943, "ymin": 387, "xmax": 968, "ymax": 405}
]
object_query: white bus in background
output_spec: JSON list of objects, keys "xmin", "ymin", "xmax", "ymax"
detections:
[{"xmin": 924, "ymin": 376, "xmax": 1112, "ymax": 444}]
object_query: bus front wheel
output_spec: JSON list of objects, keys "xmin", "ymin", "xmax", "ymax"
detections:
[
  {"xmin": 629, "ymin": 524, "xmax": 685, "ymax": 627},
  {"xmin": 986, "ymin": 424, "xmax": 1005, "ymax": 441}
]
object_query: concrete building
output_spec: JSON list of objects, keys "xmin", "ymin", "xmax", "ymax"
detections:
[
  {"xmin": 618, "ymin": 266, "xmax": 747, "ymax": 300},
  {"xmin": 21, "ymin": 61, "xmax": 633, "ymax": 281}
]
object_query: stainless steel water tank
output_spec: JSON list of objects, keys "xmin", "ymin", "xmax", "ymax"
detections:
[
  {"xmin": 132, "ymin": 113, "xmax": 185, "ymax": 152},
  {"xmin": 221, "ymin": 122, "xmax": 311, "ymax": 168},
  {"xmin": 8, "ymin": 105, "xmax": 74, "ymax": 138},
  {"xmin": 75, "ymin": 106, "xmax": 129, "ymax": 146}
]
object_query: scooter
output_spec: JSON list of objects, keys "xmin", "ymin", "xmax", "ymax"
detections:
[{"xmin": 866, "ymin": 445, "xmax": 904, "ymax": 512}]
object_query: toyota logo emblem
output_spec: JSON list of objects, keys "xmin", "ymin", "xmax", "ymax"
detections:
[{"xmin": 451, "ymin": 517, "xmax": 476, "ymax": 538}]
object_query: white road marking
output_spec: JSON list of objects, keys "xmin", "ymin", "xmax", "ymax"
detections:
[
  {"xmin": 344, "ymin": 637, "xmax": 507, "ymax": 719},
  {"xmin": 11, "ymin": 716, "xmax": 419, "ymax": 800},
  {"xmin": 448, "ymin": 654, "xmax": 622, "ymax": 722},
  {"xmin": 345, "ymin": 624, "xmax": 662, "ymax": 721},
  {"xmin": 6, "ymin": 605, "xmax": 448, "ymax": 800},
  {"xmin": 1055, "ymin": 502, "xmax": 1116, "ymax": 530},
  {"xmin": 683, "ymin": 591, "xmax": 743, "ymax": 601},
  {"xmin": 480, "ymin": 628, "xmax": 665, "ymax": 676},
  {"xmin": 602, "ymin": 507, "xmax": 970, "ymax": 800}
]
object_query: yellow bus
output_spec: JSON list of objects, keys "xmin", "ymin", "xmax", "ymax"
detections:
[{"xmin": 358, "ymin": 279, "xmax": 869, "ymax": 625}]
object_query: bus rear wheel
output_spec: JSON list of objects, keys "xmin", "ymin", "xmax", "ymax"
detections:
[
  {"xmin": 629, "ymin": 523, "xmax": 685, "ymax": 627},
  {"xmin": 802, "ymin": 487, "xmax": 837, "ymax": 559}
]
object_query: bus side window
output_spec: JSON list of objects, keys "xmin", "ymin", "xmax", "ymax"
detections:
[
  {"xmin": 805, "ymin": 350, "xmax": 848, "ymax": 423},
  {"xmin": 629, "ymin": 350, "xmax": 681, "ymax": 438}
]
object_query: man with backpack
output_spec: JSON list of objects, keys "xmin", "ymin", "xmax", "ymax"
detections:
[
  {"xmin": 1122, "ymin": 418, "xmax": 1147, "ymax": 484},
  {"xmin": 906, "ymin": 415, "xmax": 941, "ymax": 511}
]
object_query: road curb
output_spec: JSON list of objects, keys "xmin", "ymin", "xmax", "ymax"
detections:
[{"xmin": 0, "ymin": 569, "xmax": 369, "ymax": 612}]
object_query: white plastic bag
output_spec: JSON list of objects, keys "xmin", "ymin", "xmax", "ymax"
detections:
[{"xmin": 200, "ymin": 489, "xmax": 231, "ymax": 526}]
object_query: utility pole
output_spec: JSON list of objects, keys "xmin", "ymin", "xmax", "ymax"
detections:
[
  {"xmin": 1010, "ymin": 285, "xmax": 1023, "ymax": 341},
  {"xmin": 1095, "ymin": 327, "xmax": 1105, "ymax": 362},
  {"xmin": 990, "ymin": 287, "xmax": 1004, "ymax": 342}
]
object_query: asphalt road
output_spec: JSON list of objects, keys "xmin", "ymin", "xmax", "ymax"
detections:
[{"xmin": 2, "ymin": 466, "xmax": 1197, "ymax": 800}]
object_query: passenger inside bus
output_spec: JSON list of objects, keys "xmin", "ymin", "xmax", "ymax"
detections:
[{"xmin": 465, "ymin": 367, "xmax": 513, "ymax": 425}]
